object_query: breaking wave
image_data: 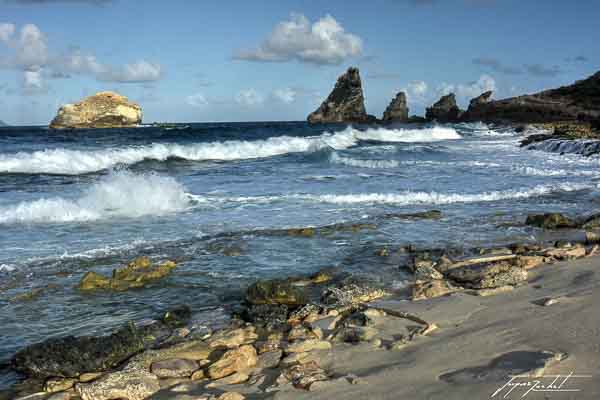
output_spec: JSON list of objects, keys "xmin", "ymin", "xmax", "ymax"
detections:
[
  {"xmin": 329, "ymin": 152, "xmax": 399, "ymax": 168},
  {"xmin": 0, "ymin": 171, "xmax": 193, "ymax": 224},
  {"xmin": 190, "ymin": 182, "xmax": 591, "ymax": 207},
  {"xmin": 0, "ymin": 126, "xmax": 460, "ymax": 175}
]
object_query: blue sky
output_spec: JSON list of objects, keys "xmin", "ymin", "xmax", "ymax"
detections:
[{"xmin": 0, "ymin": 0, "xmax": 598, "ymax": 125}]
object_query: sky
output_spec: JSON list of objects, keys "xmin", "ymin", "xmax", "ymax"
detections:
[{"xmin": 0, "ymin": 0, "xmax": 598, "ymax": 125}]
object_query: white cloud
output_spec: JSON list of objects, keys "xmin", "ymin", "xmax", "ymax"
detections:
[
  {"xmin": 23, "ymin": 69, "xmax": 42, "ymax": 88},
  {"xmin": 0, "ymin": 23, "xmax": 15, "ymax": 42},
  {"xmin": 437, "ymin": 74, "xmax": 496, "ymax": 99},
  {"xmin": 0, "ymin": 22, "xmax": 163, "ymax": 91},
  {"xmin": 235, "ymin": 89, "xmax": 264, "ymax": 107},
  {"xmin": 186, "ymin": 93, "xmax": 208, "ymax": 107},
  {"xmin": 272, "ymin": 87, "xmax": 297, "ymax": 104},
  {"xmin": 234, "ymin": 13, "xmax": 362, "ymax": 65},
  {"xmin": 99, "ymin": 60, "xmax": 162, "ymax": 83},
  {"xmin": 408, "ymin": 80, "xmax": 428, "ymax": 97}
]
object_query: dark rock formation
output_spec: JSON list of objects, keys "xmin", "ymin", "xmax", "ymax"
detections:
[
  {"xmin": 382, "ymin": 92, "xmax": 409, "ymax": 122},
  {"xmin": 462, "ymin": 91, "xmax": 493, "ymax": 120},
  {"xmin": 50, "ymin": 91, "xmax": 142, "ymax": 129},
  {"xmin": 11, "ymin": 307, "xmax": 190, "ymax": 379},
  {"xmin": 462, "ymin": 71, "xmax": 600, "ymax": 123},
  {"xmin": 246, "ymin": 279, "xmax": 308, "ymax": 307},
  {"xmin": 525, "ymin": 213, "xmax": 577, "ymax": 230},
  {"xmin": 426, "ymin": 93, "xmax": 463, "ymax": 123},
  {"xmin": 407, "ymin": 115, "xmax": 427, "ymax": 123},
  {"xmin": 307, "ymin": 67, "xmax": 370, "ymax": 123}
]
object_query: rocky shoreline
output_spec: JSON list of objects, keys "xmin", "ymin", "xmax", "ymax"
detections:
[{"xmin": 4, "ymin": 209, "xmax": 600, "ymax": 400}]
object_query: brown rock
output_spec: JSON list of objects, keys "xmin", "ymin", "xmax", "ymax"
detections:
[
  {"xmin": 412, "ymin": 279, "xmax": 456, "ymax": 300},
  {"xmin": 50, "ymin": 92, "xmax": 142, "ymax": 129},
  {"xmin": 208, "ymin": 326, "xmax": 258, "ymax": 349},
  {"xmin": 285, "ymin": 339, "xmax": 332, "ymax": 354},
  {"xmin": 207, "ymin": 345, "xmax": 257, "ymax": 379}
]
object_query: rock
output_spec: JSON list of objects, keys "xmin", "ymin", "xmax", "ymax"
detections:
[
  {"xmin": 309, "ymin": 269, "xmax": 334, "ymax": 284},
  {"xmin": 445, "ymin": 260, "xmax": 527, "ymax": 289},
  {"xmin": 517, "ymin": 255, "xmax": 547, "ymax": 270},
  {"xmin": 206, "ymin": 371, "xmax": 249, "ymax": 388},
  {"xmin": 50, "ymin": 92, "xmax": 142, "ymax": 129},
  {"xmin": 462, "ymin": 91, "xmax": 493, "ymax": 120},
  {"xmin": 382, "ymin": 92, "xmax": 409, "ymax": 122},
  {"xmin": 582, "ymin": 213, "xmax": 600, "ymax": 229},
  {"xmin": 44, "ymin": 378, "xmax": 77, "ymax": 393},
  {"xmin": 217, "ymin": 393, "xmax": 245, "ymax": 400},
  {"xmin": 334, "ymin": 326, "xmax": 378, "ymax": 343},
  {"xmin": 207, "ymin": 345, "xmax": 257, "ymax": 379},
  {"xmin": 407, "ymin": 115, "xmax": 427, "ymax": 123},
  {"xmin": 79, "ymin": 373, "xmax": 104, "ymax": 383},
  {"xmin": 413, "ymin": 261, "xmax": 444, "ymax": 282},
  {"xmin": 162, "ymin": 305, "xmax": 192, "ymax": 328},
  {"xmin": 77, "ymin": 257, "xmax": 178, "ymax": 292},
  {"xmin": 12, "ymin": 321, "xmax": 170, "ymax": 379},
  {"xmin": 461, "ymin": 71, "xmax": 600, "ymax": 123},
  {"xmin": 321, "ymin": 283, "xmax": 388, "ymax": 306},
  {"xmin": 279, "ymin": 361, "xmax": 329, "ymax": 390},
  {"xmin": 208, "ymin": 326, "xmax": 258, "ymax": 349},
  {"xmin": 285, "ymin": 339, "xmax": 332, "ymax": 354},
  {"xmin": 425, "ymin": 93, "xmax": 463, "ymax": 123},
  {"xmin": 150, "ymin": 358, "xmax": 199, "ymax": 378},
  {"xmin": 543, "ymin": 244, "xmax": 586, "ymax": 260},
  {"xmin": 412, "ymin": 279, "xmax": 457, "ymax": 300},
  {"xmin": 236, "ymin": 304, "xmax": 289, "ymax": 330},
  {"xmin": 246, "ymin": 279, "xmax": 307, "ymax": 307},
  {"xmin": 75, "ymin": 362, "xmax": 160, "ymax": 400},
  {"xmin": 288, "ymin": 304, "xmax": 322, "ymax": 324},
  {"xmin": 256, "ymin": 350, "xmax": 283, "ymax": 370},
  {"xmin": 307, "ymin": 67, "xmax": 370, "ymax": 123},
  {"xmin": 525, "ymin": 213, "xmax": 577, "ymax": 229}
]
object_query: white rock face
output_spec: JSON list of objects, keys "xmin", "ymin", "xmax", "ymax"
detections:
[{"xmin": 50, "ymin": 91, "xmax": 142, "ymax": 129}]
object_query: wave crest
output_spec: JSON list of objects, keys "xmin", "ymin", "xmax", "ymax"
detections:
[
  {"xmin": 0, "ymin": 126, "xmax": 460, "ymax": 175},
  {"xmin": 0, "ymin": 171, "xmax": 192, "ymax": 224}
]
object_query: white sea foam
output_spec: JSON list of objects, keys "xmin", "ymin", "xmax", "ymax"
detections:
[
  {"xmin": 511, "ymin": 165, "xmax": 600, "ymax": 177},
  {"xmin": 0, "ymin": 171, "xmax": 192, "ymax": 224},
  {"xmin": 0, "ymin": 126, "xmax": 461, "ymax": 175},
  {"xmin": 191, "ymin": 182, "xmax": 591, "ymax": 207},
  {"xmin": 329, "ymin": 152, "xmax": 399, "ymax": 168}
]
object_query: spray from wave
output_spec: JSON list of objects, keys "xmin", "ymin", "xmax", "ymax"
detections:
[
  {"xmin": 0, "ymin": 171, "xmax": 193, "ymax": 224},
  {"xmin": 0, "ymin": 126, "xmax": 460, "ymax": 175}
]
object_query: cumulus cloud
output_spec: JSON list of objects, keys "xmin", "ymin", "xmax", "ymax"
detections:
[
  {"xmin": 186, "ymin": 93, "xmax": 208, "ymax": 107},
  {"xmin": 0, "ymin": 22, "xmax": 163, "ymax": 93},
  {"xmin": 272, "ymin": 87, "xmax": 297, "ymax": 104},
  {"xmin": 235, "ymin": 89, "xmax": 264, "ymax": 107},
  {"xmin": 234, "ymin": 13, "xmax": 362, "ymax": 65},
  {"xmin": 437, "ymin": 74, "xmax": 496, "ymax": 100},
  {"xmin": 474, "ymin": 57, "xmax": 565, "ymax": 78},
  {"xmin": 408, "ymin": 80, "xmax": 428, "ymax": 97}
]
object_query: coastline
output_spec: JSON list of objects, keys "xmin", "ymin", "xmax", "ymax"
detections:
[{"xmin": 4, "ymin": 224, "xmax": 600, "ymax": 399}]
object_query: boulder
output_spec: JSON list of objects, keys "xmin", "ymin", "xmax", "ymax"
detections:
[
  {"xmin": 307, "ymin": 67, "xmax": 370, "ymax": 123},
  {"xmin": 50, "ymin": 91, "xmax": 142, "ymax": 129},
  {"xmin": 75, "ymin": 362, "xmax": 160, "ymax": 400},
  {"xmin": 150, "ymin": 358, "xmax": 199, "ymax": 378},
  {"xmin": 525, "ymin": 213, "xmax": 577, "ymax": 230},
  {"xmin": 246, "ymin": 279, "xmax": 307, "ymax": 307},
  {"xmin": 412, "ymin": 279, "xmax": 457, "ymax": 300},
  {"xmin": 321, "ymin": 282, "xmax": 388, "ymax": 306},
  {"xmin": 208, "ymin": 326, "xmax": 258, "ymax": 349},
  {"xmin": 382, "ymin": 92, "xmax": 409, "ymax": 122},
  {"xmin": 77, "ymin": 257, "xmax": 177, "ymax": 292},
  {"xmin": 278, "ymin": 361, "xmax": 329, "ymax": 390},
  {"xmin": 445, "ymin": 260, "xmax": 527, "ymax": 289},
  {"xmin": 426, "ymin": 93, "xmax": 463, "ymax": 123},
  {"xmin": 12, "ymin": 322, "xmax": 169, "ymax": 379},
  {"xmin": 207, "ymin": 345, "xmax": 258, "ymax": 379},
  {"xmin": 462, "ymin": 71, "xmax": 600, "ymax": 123}
]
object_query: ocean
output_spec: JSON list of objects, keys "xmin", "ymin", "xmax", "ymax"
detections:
[{"xmin": 1, "ymin": 121, "xmax": 598, "ymax": 387}]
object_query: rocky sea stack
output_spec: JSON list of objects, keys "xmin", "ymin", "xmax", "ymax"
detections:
[
  {"xmin": 463, "ymin": 71, "xmax": 600, "ymax": 123},
  {"xmin": 307, "ymin": 67, "xmax": 373, "ymax": 124},
  {"xmin": 382, "ymin": 92, "xmax": 409, "ymax": 123},
  {"xmin": 50, "ymin": 91, "xmax": 142, "ymax": 129},
  {"xmin": 425, "ymin": 93, "xmax": 463, "ymax": 123}
]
